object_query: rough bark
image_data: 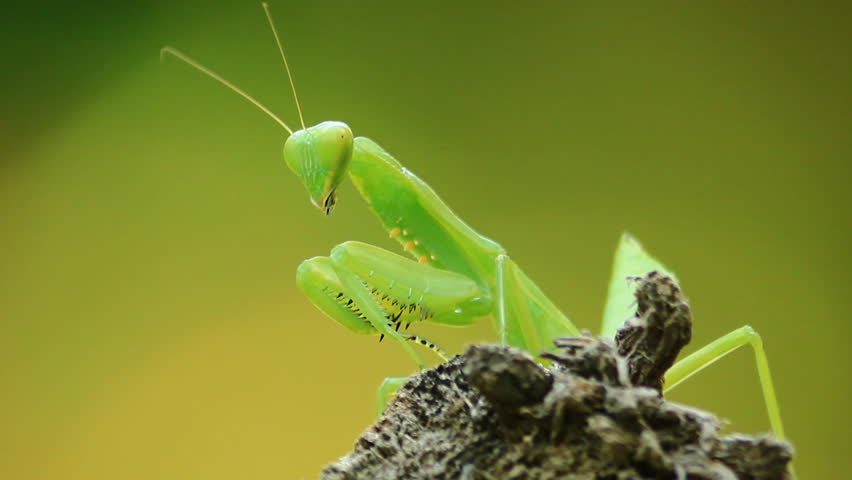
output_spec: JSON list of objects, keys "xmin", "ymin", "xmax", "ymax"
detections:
[{"xmin": 321, "ymin": 272, "xmax": 793, "ymax": 479}]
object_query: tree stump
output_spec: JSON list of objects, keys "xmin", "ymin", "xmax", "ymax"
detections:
[{"xmin": 322, "ymin": 272, "xmax": 793, "ymax": 479}]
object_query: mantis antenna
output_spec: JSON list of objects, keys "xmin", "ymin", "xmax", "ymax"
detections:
[
  {"xmin": 262, "ymin": 2, "xmax": 306, "ymax": 131},
  {"xmin": 160, "ymin": 46, "xmax": 294, "ymax": 135}
]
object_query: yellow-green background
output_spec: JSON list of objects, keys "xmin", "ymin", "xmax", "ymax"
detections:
[{"xmin": 2, "ymin": 2, "xmax": 849, "ymax": 478}]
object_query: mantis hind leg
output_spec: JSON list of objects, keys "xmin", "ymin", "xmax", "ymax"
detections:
[
  {"xmin": 664, "ymin": 325, "xmax": 786, "ymax": 440},
  {"xmin": 664, "ymin": 326, "xmax": 796, "ymax": 478}
]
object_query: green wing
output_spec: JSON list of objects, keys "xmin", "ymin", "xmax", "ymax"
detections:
[{"xmin": 600, "ymin": 232, "xmax": 676, "ymax": 338}]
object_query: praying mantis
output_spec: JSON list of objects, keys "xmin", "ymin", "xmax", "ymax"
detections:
[{"xmin": 162, "ymin": 3, "xmax": 789, "ymax": 453}]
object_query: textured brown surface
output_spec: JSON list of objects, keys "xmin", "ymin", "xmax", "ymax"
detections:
[
  {"xmin": 321, "ymin": 273, "xmax": 793, "ymax": 479},
  {"xmin": 615, "ymin": 271, "xmax": 692, "ymax": 391}
]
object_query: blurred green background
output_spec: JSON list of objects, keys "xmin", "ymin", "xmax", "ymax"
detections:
[{"xmin": 2, "ymin": 1, "xmax": 849, "ymax": 478}]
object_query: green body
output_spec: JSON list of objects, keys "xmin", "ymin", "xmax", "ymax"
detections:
[
  {"xmin": 162, "ymin": 25, "xmax": 792, "ymax": 474},
  {"xmin": 285, "ymin": 123, "xmax": 787, "ymax": 464},
  {"xmin": 291, "ymin": 123, "xmax": 580, "ymax": 365}
]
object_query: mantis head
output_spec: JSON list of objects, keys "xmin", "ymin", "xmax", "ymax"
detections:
[
  {"xmin": 284, "ymin": 121, "xmax": 354, "ymax": 214},
  {"xmin": 161, "ymin": 7, "xmax": 354, "ymax": 215}
]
